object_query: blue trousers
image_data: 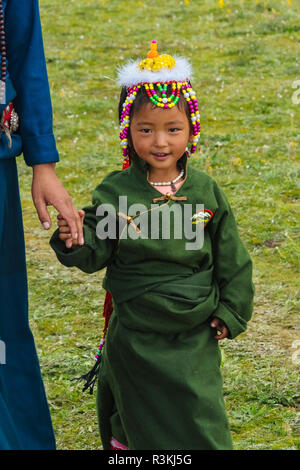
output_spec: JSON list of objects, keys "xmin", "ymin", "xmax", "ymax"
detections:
[{"xmin": 0, "ymin": 156, "xmax": 55, "ymax": 449}]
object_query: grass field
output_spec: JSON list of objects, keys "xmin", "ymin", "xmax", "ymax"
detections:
[{"xmin": 17, "ymin": 0, "xmax": 299, "ymax": 450}]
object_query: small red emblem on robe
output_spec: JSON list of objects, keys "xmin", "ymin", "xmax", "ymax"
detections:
[{"xmin": 191, "ymin": 209, "xmax": 213, "ymax": 226}]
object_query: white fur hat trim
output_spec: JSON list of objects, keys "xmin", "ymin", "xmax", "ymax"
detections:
[{"xmin": 117, "ymin": 56, "xmax": 192, "ymax": 88}]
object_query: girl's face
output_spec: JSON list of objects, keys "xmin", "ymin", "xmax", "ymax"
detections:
[{"xmin": 130, "ymin": 102, "xmax": 193, "ymax": 176}]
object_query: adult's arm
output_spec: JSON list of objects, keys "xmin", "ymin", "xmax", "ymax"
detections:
[
  {"xmin": 5, "ymin": 0, "xmax": 58, "ymax": 166},
  {"xmin": 5, "ymin": 0, "xmax": 83, "ymax": 243}
]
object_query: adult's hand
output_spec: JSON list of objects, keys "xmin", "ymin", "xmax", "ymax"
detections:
[{"xmin": 31, "ymin": 162, "xmax": 84, "ymax": 246}]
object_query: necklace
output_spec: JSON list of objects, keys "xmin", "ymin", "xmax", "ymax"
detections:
[
  {"xmin": 148, "ymin": 168, "xmax": 184, "ymax": 193},
  {"xmin": 0, "ymin": 1, "xmax": 6, "ymax": 104}
]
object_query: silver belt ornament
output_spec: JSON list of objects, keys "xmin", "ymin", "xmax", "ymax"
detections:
[{"xmin": 0, "ymin": 103, "xmax": 19, "ymax": 148}]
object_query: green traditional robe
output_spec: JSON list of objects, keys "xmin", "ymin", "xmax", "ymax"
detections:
[{"xmin": 50, "ymin": 155, "xmax": 254, "ymax": 450}]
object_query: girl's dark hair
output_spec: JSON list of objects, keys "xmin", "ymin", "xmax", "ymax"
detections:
[{"xmin": 118, "ymin": 84, "xmax": 193, "ymax": 170}]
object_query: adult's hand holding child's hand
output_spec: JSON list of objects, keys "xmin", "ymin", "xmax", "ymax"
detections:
[
  {"xmin": 58, "ymin": 210, "xmax": 85, "ymax": 249},
  {"xmin": 32, "ymin": 163, "xmax": 84, "ymax": 246}
]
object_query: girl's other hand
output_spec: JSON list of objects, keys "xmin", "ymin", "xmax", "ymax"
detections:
[
  {"xmin": 210, "ymin": 317, "xmax": 229, "ymax": 340},
  {"xmin": 57, "ymin": 210, "xmax": 85, "ymax": 249}
]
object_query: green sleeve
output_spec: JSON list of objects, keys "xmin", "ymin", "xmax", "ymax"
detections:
[
  {"xmin": 50, "ymin": 184, "xmax": 118, "ymax": 274},
  {"xmin": 209, "ymin": 182, "xmax": 255, "ymax": 339}
]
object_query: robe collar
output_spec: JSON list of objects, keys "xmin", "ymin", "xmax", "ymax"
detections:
[{"xmin": 127, "ymin": 152, "xmax": 189, "ymax": 202}]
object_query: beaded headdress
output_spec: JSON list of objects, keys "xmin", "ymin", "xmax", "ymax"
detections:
[{"xmin": 118, "ymin": 41, "xmax": 201, "ymax": 167}]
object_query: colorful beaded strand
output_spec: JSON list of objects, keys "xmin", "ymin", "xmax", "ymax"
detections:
[
  {"xmin": 120, "ymin": 85, "xmax": 140, "ymax": 158},
  {"xmin": 119, "ymin": 81, "xmax": 201, "ymax": 158},
  {"xmin": 95, "ymin": 335, "xmax": 106, "ymax": 361},
  {"xmin": 145, "ymin": 81, "xmax": 181, "ymax": 109},
  {"xmin": 181, "ymin": 82, "xmax": 201, "ymax": 154},
  {"xmin": 0, "ymin": 0, "xmax": 7, "ymax": 105}
]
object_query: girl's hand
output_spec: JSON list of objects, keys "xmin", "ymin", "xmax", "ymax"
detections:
[
  {"xmin": 57, "ymin": 210, "xmax": 85, "ymax": 249},
  {"xmin": 210, "ymin": 317, "xmax": 229, "ymax": 340}
]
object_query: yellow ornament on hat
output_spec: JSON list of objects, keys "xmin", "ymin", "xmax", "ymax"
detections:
[{"xmin": 138, "ymin": 40, "xmax": 176, "ymax": 72}]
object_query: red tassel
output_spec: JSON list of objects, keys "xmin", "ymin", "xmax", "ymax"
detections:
[
  {"xmin": 102, "ymin": 291, "xmax": 113, "ymax": 334},
  {"xmin": 122, "ymin": 157, "xmax": 130, "ymax": 170}
]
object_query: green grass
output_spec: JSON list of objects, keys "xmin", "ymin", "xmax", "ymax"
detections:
[{"xmin": 17, "ymin": 0, "xmax": 299, "ymax": 450}]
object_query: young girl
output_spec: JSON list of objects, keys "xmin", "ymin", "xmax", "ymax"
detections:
[{"xmin": 50, "ymin": 41, "xmax": 255, "ymax": 450}]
